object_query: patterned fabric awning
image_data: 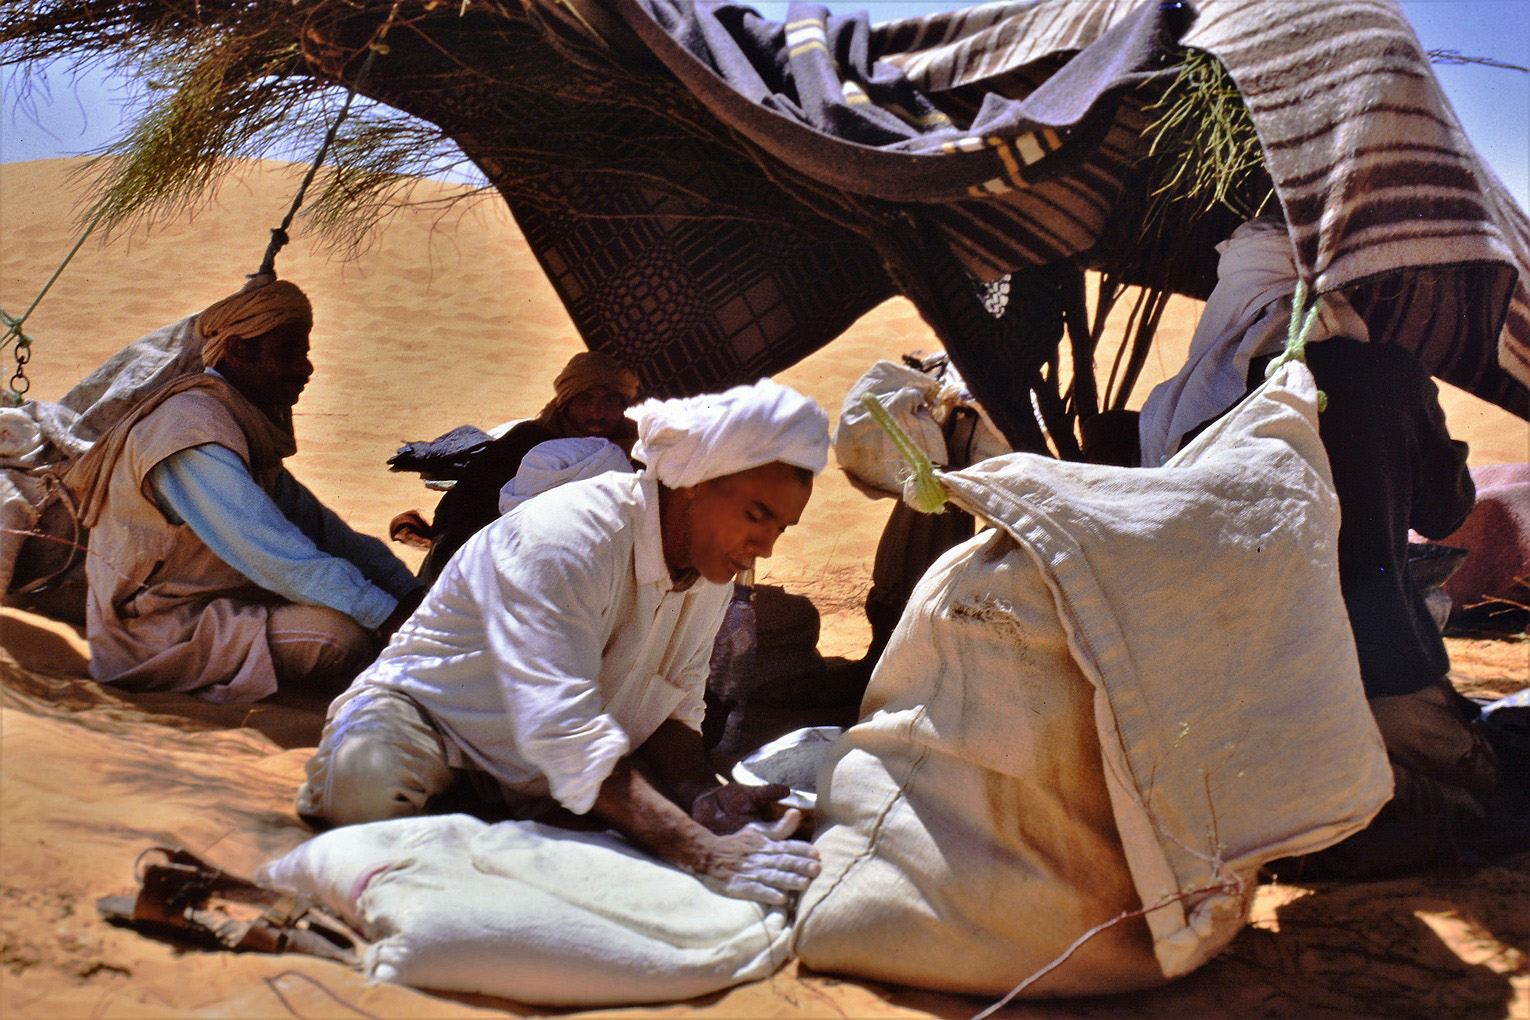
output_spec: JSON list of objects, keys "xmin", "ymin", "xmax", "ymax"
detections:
[{"xmin": 507, "ymin": 0, "xmax": 1527, "ymax": 424}]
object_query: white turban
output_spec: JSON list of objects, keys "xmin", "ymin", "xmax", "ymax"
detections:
[
  {"xmin": 497, "ymin": 437, "xmax": 634, "ymax": 514},
  {"xmin": 628, "ymin": 379, "xmax": 830, "ymax": 489}
]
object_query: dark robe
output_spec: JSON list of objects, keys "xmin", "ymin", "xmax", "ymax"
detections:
[
  {"xmin": 1296, "ymin": 339, "xmax": 1476, "ymax": 699},
  {"xmin": 418, "ymin": 420, "xmax": 558, "ymax": 583}
]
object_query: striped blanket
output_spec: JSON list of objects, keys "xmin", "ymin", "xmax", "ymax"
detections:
[{"xmin": 521, "ymin": 0, "xmax": 1526, "ymax": 421}]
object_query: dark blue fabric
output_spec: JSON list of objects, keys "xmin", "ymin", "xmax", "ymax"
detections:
[
  {"xmin": 387, "ymin": 425, "xmax": 494, "ymax": 477},
  {"xmin": 621, "ymin": 0, "xmax": 1192, "ymax": 201}
]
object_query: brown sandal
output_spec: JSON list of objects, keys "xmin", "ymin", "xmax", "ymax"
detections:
[{"xmin": 98, "ymin": 846, "xmax": 360, "ymax": 964}]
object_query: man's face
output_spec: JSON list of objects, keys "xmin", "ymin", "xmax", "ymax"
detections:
[
  {"xmin": 564, "ymin": 385, "xmax": 630, "ymax": 439},
  {"xmin": 665, "ymin": 461, "xmax": 813, "ymax": 584},
  {"xmin": 217, "ymin": 321, "xmax": 314, "ymax": 410}
]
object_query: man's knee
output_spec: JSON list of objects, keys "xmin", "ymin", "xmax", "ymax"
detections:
[
  {"xmin": 1370, "ymin": 677, "xmax": 1501, "ymax": 794},
  {"xmin": 268, "ymin": 604, "xmax": 377, "ymax": 690},
  {"xmin": 320, "ymin": 735, "xmax": 432, "ymax": 827},
  {"xmin": 297, "ymin": 690, "xmax": 453, "ymax": 828}
]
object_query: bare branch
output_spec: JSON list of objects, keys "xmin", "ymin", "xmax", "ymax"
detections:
[{"xmin": 1427, "ymin": 49, "xmax": 1530, "ymax": 73}]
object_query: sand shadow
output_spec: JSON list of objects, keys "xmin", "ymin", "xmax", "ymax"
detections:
[
  {"xmin": 2, "ymin": 610, "xmax": 326, "ymax": 750},
  {"xmin": 832, "ymin": 854, "xmax": 1530, "ymax": 1019}
]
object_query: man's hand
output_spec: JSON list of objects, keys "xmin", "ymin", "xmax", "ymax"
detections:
[
  {"xmin": 693, "ymin": 810, "xmax": 820, "ymax": 907},
  {"xmin": 594, "ymin": 761, "xmax": 818, "ymax": 907},
  {"xmin": 388, "ymin": 509, "xmax": 434, "ymax": 549},
  {"xmin": 690, "ymin": 782, "xmax": 792, "ymax": 835}
]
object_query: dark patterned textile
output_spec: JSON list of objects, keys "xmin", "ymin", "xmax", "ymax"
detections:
[{"xmin": 501, "ymin": 0, "xmax": 1526, "ymax": 427}]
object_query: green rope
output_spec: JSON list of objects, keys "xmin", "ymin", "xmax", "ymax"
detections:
[
  {"xmin": 1263, "ymin": 279, "xmax": 1328, "ymax": 411},
  {"xmin": 859, "ymin": 392, "xmax": 949, "ymax": 514},
  {"xmin": 1, "ymin": 209, "xmax": 107, "ymax": 405}
]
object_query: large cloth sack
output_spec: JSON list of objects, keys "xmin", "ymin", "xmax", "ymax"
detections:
[
  {"xmin": 833, "ymin": 359, "xmax": 1008, "ymax": 495},
  {"xmin": 2, "ymin": 316, "xmax": 203, "ymax": 606},
  {"xmin": 794, "ymin": 362, "xmax": 1393, "ymax": 997},
  {"xmin": 260, "ymin": 814, "xmax": 792, "ymax": 1007}
]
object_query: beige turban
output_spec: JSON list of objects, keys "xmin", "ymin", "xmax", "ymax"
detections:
[
  {"xmin": 537, "ymin": 350, "xmax": 641, "ymax": 417},
  {"xmin": 535, "ymin": 350, "xmax": 643, "ymax": 437},
  {"xmin": 197, "ymin": 275, "xmax": 313, "ymax": 368},
  {"xmin": 629, "ymin": 378, "xmax": 829, "ymax": 489}
]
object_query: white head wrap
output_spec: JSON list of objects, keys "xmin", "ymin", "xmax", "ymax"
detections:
[
  {"xmin": 497, "ymin": 437, "xmax": 634, "ymax": 515},
  {"xmin": 1138, "ymin": 219, "xmax": 1371, "ymax": 467},
  {"xmin": 628, "ymin": 379, "xmax": 830, "ymax": 489}
]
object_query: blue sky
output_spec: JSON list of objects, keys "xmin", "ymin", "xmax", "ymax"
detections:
[{"xmin": 2, "ymin": 0, "xmax": 1526, "ymax": 208}]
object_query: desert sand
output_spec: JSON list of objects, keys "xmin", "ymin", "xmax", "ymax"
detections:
[{"xmin": 2, "ymin": 156, "xmax": 1527, "ymax": 1017}]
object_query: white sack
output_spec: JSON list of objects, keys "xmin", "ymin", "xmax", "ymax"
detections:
[
  {"xmin": 932, "ymin": 357, "xmax": 1012, "ymax": 464},
  {"xmin": 834, "ymin": 360, "xmax": 945, "ymax": 495},
  {"xmin": 2, "ymin": 315, "xmax": 204, "ymax": 593},
  {"xmin": 833, "ymin": 360, "xmax": 1008, "ymax": 495},
  {"xmin": 497, "ymin": 437, "xmax": 632, "ymax": 514},
  {"xmin": 795, "ymin": 361, "xmax": 1392, "ymax": 997},
  {"xmin": 260, "ymin": 813, "xmax": 792, "ymax": 1007},
  {"xmin": 0, "ymin": 472, "xmax": 41, "ymax": 593}
]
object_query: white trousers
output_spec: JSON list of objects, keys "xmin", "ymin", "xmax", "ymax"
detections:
[{"xmin": 296, "ymin": 686, "xmax": 456, "ymax": 828}]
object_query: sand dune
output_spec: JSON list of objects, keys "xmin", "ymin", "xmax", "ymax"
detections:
[{"xmin": 2, "ymin": 157, "xmax": 1527, "ymax": 1017}]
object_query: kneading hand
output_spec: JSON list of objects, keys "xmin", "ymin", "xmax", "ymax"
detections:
[
  {"xmin": 691, "ymin": 782, "xmax": 791, "ymax": 835},
  {"xmin": 695, "ymin": 810, "xmax": 820, "ymax": 907}
]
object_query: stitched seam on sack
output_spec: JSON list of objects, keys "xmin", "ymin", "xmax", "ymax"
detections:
[
  {"xmin": 797, "ymin": 712, "xmax": 933, "ymax": 936},
  {"xmin": 947, "ymin": 470, "xmax": 1194, "ymax": 939},
  {"xmin": 796, "ymin": 569, "xmax": 957, "ymax": 934},
  {"xmin": 1016, "ymin": 510, "xmax": 1194, "ymax": 927}
]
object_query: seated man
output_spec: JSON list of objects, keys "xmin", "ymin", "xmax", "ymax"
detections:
[
  {"xmin": 66, "ymin": 276, "xmax": 424, "ymax": 703},
  {"xmin": 297, "ymin": 379, "xmax": 828, "ymax": 905},
  {"xmin": 1140, "ymin": 220, "xmax": 1499, "ymax": 874},
  {"xmin": 414, "ymin": 350, "xmax": 640, "ymax": 582},
  {"xmin": 1273, "ymin": 337, "xmax": 1495, "ymax": 874}
]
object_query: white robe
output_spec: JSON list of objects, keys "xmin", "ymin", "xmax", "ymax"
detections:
[{"xmin": 339, "ymin": 470, "xmax": 731, "ymax": 814}]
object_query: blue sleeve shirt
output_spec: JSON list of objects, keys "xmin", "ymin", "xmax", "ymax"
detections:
[{"xmin": 148, "ymin": 442, "xmax": 420, "ymax": 630}]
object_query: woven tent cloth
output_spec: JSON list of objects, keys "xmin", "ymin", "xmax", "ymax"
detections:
[{"xmin": 505, "ymin": 0, "xmax": 1527, "ymax": 424}]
